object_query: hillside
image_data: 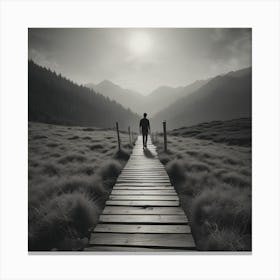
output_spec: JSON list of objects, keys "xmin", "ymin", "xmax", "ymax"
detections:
[
  {"xmin": 152, "ymin": 67, "xmax": 252, "ymax": 130},
  {"xmin": 169, "ymin": 118, "xmax": 251, "ymax": 147},
  {"xmin": 28, "ymin": 61, "xmax": 140, "ymax": 130},
  {"xmin": 145, "ymin": 79, "xmax": 208, "ymax": 115},
  {"xmin": 85, "ymin": 80, "xmax": 145, "ymax": 114}
]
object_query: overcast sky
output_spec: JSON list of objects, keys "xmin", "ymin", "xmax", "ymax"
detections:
[{"xmin": 28, "ymin": 28, "xmax": 251, "ymax": 95}]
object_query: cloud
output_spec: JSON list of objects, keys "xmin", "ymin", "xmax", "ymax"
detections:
[
  {"xmin": 207, "ymin": 28, "xmax": 251, "ymax": 64},
  {"xmin": 28, "ymin": 28, "xmax": 252, "ymax": 93},
  {"xmin": 28, "ymin": 48, "xmax": 59, "ymax": 71}
]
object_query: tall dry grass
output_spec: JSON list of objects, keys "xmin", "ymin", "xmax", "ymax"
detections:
[
  {"xmin": 154, "ymin": 122, "xmax": 251, "ymax": 251},
  {"xmin": 29, "ymin": 122, "xmax": 136, "ymax": 251}
]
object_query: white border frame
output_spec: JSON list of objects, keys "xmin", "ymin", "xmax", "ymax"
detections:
[{"xmin": 1, "ymin": 0, "xmax": 280, "ymax": 279}]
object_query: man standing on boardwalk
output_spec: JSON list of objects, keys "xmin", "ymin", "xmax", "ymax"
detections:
[{"xmin": 139, "ymin": 113, "xmax": 150, "ymax": 149}]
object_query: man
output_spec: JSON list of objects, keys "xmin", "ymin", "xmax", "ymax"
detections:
[{"xmin": 139, "ymin": 113, "xmax": 150, "ymax": 148}]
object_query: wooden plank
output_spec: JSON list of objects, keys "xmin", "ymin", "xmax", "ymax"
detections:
[
  {"xmin": 120, "ymin": 173, "xmax": 168, "ymax": 175},
  {"xmin": 111, "ymin": 190, "xmax": 176, "ymax": 195},
  {"xmin": 117, "ymin": 180, "xmax": 170, "ymax": 182},
  {"xmin": 121, "ymin": 170, "xmax": 166, "ymax": 173},
  {"xmin": 118, "ymin": 177, "xmax": 169, "ymax": 179},
  {"xmin": 125, "ymin": 162, "xmax": 162, "ymax": 164},
  {"xmin": 121, "ymin": 170, "xmax": 166, "ymax": 172},
  {"xmin": 89, "ymin": 233, "xmax": 195, "ymax": 249},
  {"xmin": 84, "ymin": 246, "xmax": 183, "ymax": 252},
  {"xmin": 94, "ymin": 224, "xmax": 191, "ymax": 233},
  {"xmin": 99, "ymin": 214, "xmax": 188, "ymax": 224},
  {"xmin": 125, "ymin": 160, "xmax": 161, "ymax": 163},
  {"xmin": 117, "ymin": 181, "xmax": 171, "ymax": 184},
  {"xmin": 125, "ymin": 161, "xmax": 162, "ymax": 163},
  {"xmin": 118, "ymin": 175, "xmax": 170, "ymax": 179},
  {"xmin": 121, "ymin": 169, "xmax": 163, "ymax": 171},
  {"xmin": 114, "ymin": 186, "xmax": 173, "ymax": 188},
  {"xmin": 109, "ymin": 195, "xmax": 178, "ymax": 201},
  {"xmin": 120, "ymin": 175, "xmax": 167, "ymax": 178},
  {"xmin": 106, "ymin": 200, "xmax": 180, "ymax": 206},
  {"xmin": 117, "ymin": 176, "xmax": 170, "ymax": 179},
  {"xmin": 115, "ymin": 183, "xmax": 172, "ymax": 186},
  {"xmin": 119, "ymin": 177, "xmax": 167, "ymax": 179},
  {"xmin": 123, "ymin": 166, "xmax": 163, "ymax": 168},
  {"xmin": 124, "ymin": 162, "xmax": 158, "ymax": 164},
  {"xmin": 123, "ymin": 168, "xmax": 166, "ymax": 171},
  {"xmin": 102, "ymin": 206, "xmax": 185, "ymax": 215},
  {"xmin": 124, "ymin": 166, "xmax": 164, "ymax": 168},
  {"xmin": 122, "ymin": 167, "xmax": 164, "ymax": 169},
  {"xmin": 118, "ymin": 175, "xmax": 170, "ymax": 178},
  {"xmin": 113, "ymin": 186, "xmax": 174, "ymax": 190},
  {"xmin": 120, "ymin": 174, "xmax": 167, "ymax": 176}
]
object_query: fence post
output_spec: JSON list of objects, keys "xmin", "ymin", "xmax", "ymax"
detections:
[
  {"xmin": 116, "ymin": 122, "xmax": 121, "ymax": 151},
  {"xmin": 128, "ymin": 126, "xmax": 132, "ymax": 145},
  {"xmin": 163, "ymin": 121, "xmax": 167, "ymax": 152}
]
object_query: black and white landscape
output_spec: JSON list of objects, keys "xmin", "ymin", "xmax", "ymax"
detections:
[{"xmin": 28, "ymin": 28, "xmax": 252, "ymax": 252}]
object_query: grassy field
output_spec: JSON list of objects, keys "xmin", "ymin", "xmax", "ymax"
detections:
[
  {"xmin": 170, "ymin": 118, "xmax": 251, "ymax": 147},
  {"xmin": 154, "ymin": 118, "xmax": 252, "ymax": 251},
  {"xmin": 28, "ymin": 122, "xmax": 135, "ymax": 251}
]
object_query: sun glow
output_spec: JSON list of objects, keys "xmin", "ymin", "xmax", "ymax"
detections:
[{"xmin": 129, "ymin": 32, "xmax": 152, "ymax": 55}]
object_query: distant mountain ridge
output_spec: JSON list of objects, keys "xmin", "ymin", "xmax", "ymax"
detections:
[
  {"xmin": 29, "ymin": 61, "xmax": 251, "ymax": 132},
  {"xmin": 85, "ymin": 80, "xmax": 144, "ymax": 114},
  {"xmin": 85, "ymin": 78, "xmax": 209, "ymax": 116},
  {"xmin": 146, "ymin": 79, "xmax": 209, "ymax": 114},
  {"xmin": 151, "ymin": 67, "xmax": 252, "ymax": 130},
  {"xmin": 28, "ymin": 61, "xmax": 140, "ymax": 130}
]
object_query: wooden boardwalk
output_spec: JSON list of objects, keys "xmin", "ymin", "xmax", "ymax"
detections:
[{"xmin": 86, "ymin": 136, "xmax": 196, "ymax": 252}]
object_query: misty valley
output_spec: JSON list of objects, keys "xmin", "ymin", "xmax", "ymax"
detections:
[{"xmin": 28, "ymin": 60, "xmax": 251, "ymax": 252}]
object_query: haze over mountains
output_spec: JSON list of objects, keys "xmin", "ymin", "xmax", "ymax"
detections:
[
  {"xmin": 152, "ymin": 67, "xmax": 252, "ymax": 130},
  {"xmin": 29, "ymin": 60, "xmax": 251, "ymax": 132},
  {"xmin": 85, "ymin": 79, "xmax": 209, "ymax": 115},
  {"xmin": 28, "ymin": 61, "xmax": 139, "ymax": 130},
  {"xmin": 85, "ymin": 67, "xmax": 251, "ymax": 130},
  {"xmin": 85, "ymin": 80, "xmax": 144, "ymax": 114}
]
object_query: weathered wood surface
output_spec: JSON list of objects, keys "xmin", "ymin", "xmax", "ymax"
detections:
[
  {"xmin": 84, "ymin": 246, "xmax": 183, "ymax": 252},
  {"xmin": 102, "ymin": 206, "xmax": 185, "ymax": 215},
  {"xmin": 109, "ymin": 195, "xmax": 179, "ymax": 201},
  {"xmin": 87, "ymin": 136, "xmax": 196, "ymax": 252},
  {"xmin": 113, "ymin": 186, "xmax": 174, "ymax": 190},
  {"xmin": 89, "ymin": 233, "xmax": 195, "ymax": 249},
  {"xmin": 94, "ymin": 224, "xmax": 191, "ymax": 233},
  {"xmin": 111, "ymin": 190, "xmax": 176, "ymax": 195},
  {"xmin": 99, "ymin": 214, "xmax": 188, "ymax": 224},
  {"xmin": 115, "ymin": 182, "xmax": 172, "ymax": 186},
  {"xmin": 106, "ymin": 200, "xmax": 180, "ymax": 206}
]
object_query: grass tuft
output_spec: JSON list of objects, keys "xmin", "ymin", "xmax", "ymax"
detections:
[
  {"xmin": 113, "ymin": 148, "xmax": 131, "ymax": 161},
  {"xmin": 98, "ymin": 160, "xmax": 122, "ymax": 180},
  {"xmin": 166, "ymin": 159, "xmax": 186, "ymax": 184},
  {"xmin": 58, "ymin": 153, "xmax": 86, "ymax": 164},
  {"xmin": 28, "ymin": 122, "xmax": 134, "ymax": 250},
  {"xmin": 155, "ymin": 119, "xmax": 251, "ymax": 251},
  {"xmin": 29, "ymin": 192, "xmax": 99, "ymax": 251}
]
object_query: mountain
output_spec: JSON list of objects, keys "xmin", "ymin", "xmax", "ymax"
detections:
[
  {"xmin": 85, "ymin": 80, "xmax": 145, "ymax": 114},
  {"xmin": 28, "ymin": 61, "xmax": 140, "ymax": 130},
  {"xmin": 85, "ymin": 79, "xmax": 208, "ymax": 116},
  {"xmin": 151, "ymin": 67, "xmax": 252, "ymax": 130},
  {"xmin": 145, "ymin": 79, "xmax": 209, "ymax": 114}
]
